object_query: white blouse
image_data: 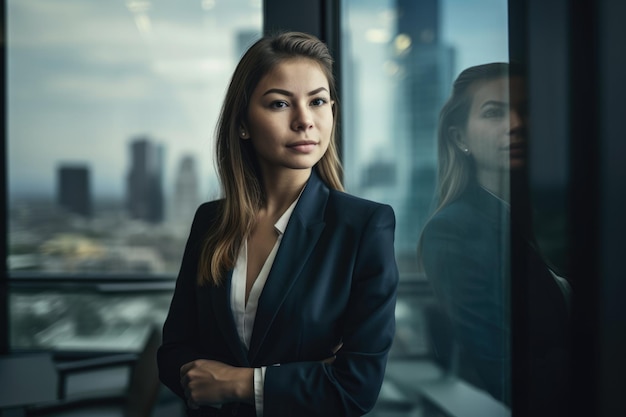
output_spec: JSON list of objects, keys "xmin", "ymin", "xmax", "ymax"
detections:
[{"xmin": 230, "ymin": 197, "xmax": 299, "ymax": 417}]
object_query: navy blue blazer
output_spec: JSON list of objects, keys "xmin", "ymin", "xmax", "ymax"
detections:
[{"xmin": 157, "ymin": 171, "xmax": 399, "ymax": 416}]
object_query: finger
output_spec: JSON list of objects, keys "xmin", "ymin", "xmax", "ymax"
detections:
[
  {"xmin": 180, "ymin": 373, "xmax": 190, "ymax": 389},
  {"xmin": 180, "ymin": 361, "xmax": 195, "ymax": 377},
  {"xmin": 184, "ymin": 387, "xmax": 200, "ymax": 410},
  {"xmin": 187, "ymin": 398, "xmax": 199, "ymax": 410}
]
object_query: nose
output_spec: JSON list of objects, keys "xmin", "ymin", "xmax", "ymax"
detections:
[
  {"xmin": 509, "ymin": 108, "xmax": 527, "ymax": 143},
  {"xmin": 509, "ymin": 107, "xmax": 527, "ymax": 134},
  {"xmin": 291, "ymin": 105, "xmax": 313, "ymax": 131},
  {"xmin": 509, "ymin": 108, "xmax": 522, "ymax": 129}
]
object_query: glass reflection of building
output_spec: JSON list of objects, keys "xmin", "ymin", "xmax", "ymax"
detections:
[
  {"xmin": 393, "ymin": 0, "xmax": 455, "ymax": 266},
  {"xmin": 348, "ymin": 0, "xmax": 456, "ymax": 275}
]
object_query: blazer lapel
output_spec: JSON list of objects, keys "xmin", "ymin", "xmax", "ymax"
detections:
[
  {"xmin": 209, "ymin": 270, "xmax": 250, "ymax": 366},
  {"xmin": 247, "ymin": 171, "xmax": 329, "ymax": 363}
]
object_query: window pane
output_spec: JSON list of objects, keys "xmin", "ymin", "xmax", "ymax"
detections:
[
  {"xmin": 7, "ymin": 0, "xmax": 262, "ymax": 277},
  {"xmin": 341, "ymin": 0, "xmax": 510, "ymax": 414},
  {"xmin": 7, "ymin": 0, "xmax": 262, "ymax": 351}
]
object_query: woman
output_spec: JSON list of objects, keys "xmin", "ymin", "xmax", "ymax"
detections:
[
  {"xmin": 157, "ymin": 32, "xmax": 399, "ymax": 417},
  {"xmin": 418, "ymin": 63, "xmax": 570, "ymax": 411}
]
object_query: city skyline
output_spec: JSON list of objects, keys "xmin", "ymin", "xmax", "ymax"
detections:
[
  {"xmin": 7, "ymin": 0, "xmax": 262, "ymax": 200},
  {"xmin": 51, "ymin": 138, "xmax": 202, "ymax": 225}
]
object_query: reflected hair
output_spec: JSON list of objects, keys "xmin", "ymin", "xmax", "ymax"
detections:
[{"xmin": 198, "ymin": 31, "xmax": 343, "ymax": 286}]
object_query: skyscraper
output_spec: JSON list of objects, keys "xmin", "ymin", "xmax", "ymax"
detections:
[
  {"xmin": 57, "ymin": 165, "xmax": 91, "ymax": 217},
  {"xmin": 172, "ymin": 155, "xmax": 200, "ymax": 228},
  {"xmin": 393, "ymin": 0, "xmax": 456, "ymax": 263},
  {"xmin": 126, "ymin": 137, "xmax": 164, "ymax": 223}
]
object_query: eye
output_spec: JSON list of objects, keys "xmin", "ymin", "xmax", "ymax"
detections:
[
  {"xmin": 269, "ymin": 100, "xmax": 289, "ymax": 109},
  {"xmin": 483, "ymin": 107, "xmax": 504, "ymax": 118},
  {"xmin": 310, "ymin": 97, "xmax": 328, "ymax": 107}
]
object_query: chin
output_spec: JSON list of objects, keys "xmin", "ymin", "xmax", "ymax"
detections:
[
  {"xmin": 288, "ymin": 155, "xmax": 324, "ymax": 169},
  {"xmin": 509, "ymin": 158, "xmax": 526, "ymax": 171}
]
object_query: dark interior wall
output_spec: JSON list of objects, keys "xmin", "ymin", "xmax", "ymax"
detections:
[
  {"xmin": 523, "ymin": 0, "xmax": 626, "ymax": 415},
  {"xmin": 597, "ymin": 1, "xmax": 626, "ymax": 416}
]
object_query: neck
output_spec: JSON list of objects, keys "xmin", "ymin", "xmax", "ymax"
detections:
[
  {"xmin": 260, "ymin": 168, "xmax": 311, "ymax": 216},
  {"xmin": 476, "ymin": 169, "xmax": 510, "ymax": 203}
]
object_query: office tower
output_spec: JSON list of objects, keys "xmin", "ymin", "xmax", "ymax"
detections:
[
  {"xmin": 57, "ymin": 165, "xmax": 92, "ymax": 217},
  {"xmin": 126, "ymin": 137, "xmax": 164, "ymax": 223},
  {"xmin": 173, "ymin": 155, "xmax": 200, "ymax": 226},
  {"xmin": 393, "ymin": 0, "xmax": 456, "ymax": 262}
]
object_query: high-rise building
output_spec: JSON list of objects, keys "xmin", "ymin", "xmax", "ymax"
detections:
[
  {"xmin": 172, "ymin": 155, "xmax": 200, "ymax": 228},
  {"xmin": 126, "ymin": 137, "xmax": 164, "ymax": 223},
  {"xmin": 57, "ymin": 165, "xmax": 91, "ymax": 217},
  {"xmin": 392, "ymin": 0, "xmax": 456, "ymax": 263}
]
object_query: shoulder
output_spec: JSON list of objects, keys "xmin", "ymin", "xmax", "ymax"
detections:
[
  {"xmin": 187, "ymin": 200, "xmax": 223, "ymax": 236},
  {"xmin": 422, "ymin": 196, "xmax": 481, "ymax": 240},
  {"xmin": 326, "ymin": 189, "xmax": 395, "ymax": 226},
  {"xmin": 195, "ymin": 200, "xmax": 223, "ymax": 218},
  {"xmin": 427, "ymin": 196, "xmax": 474, "ymax": 224}
]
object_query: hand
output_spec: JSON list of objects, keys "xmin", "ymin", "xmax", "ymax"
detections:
[
  {"xmin": 180, "ymin": 359, "xmax": 254, "ymax": 409},
  {"xmin": 321, "ymin": 341, "xmax": 343, "ymax": 364}
]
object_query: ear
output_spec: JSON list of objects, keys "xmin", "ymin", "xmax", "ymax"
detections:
[
  {"xmin": 239, "ymin": 124, "xmax": 249, "ymax": 140},
  {"xmin": 448, "ymin": 126, "xmax": 470, "ymax": 155}
]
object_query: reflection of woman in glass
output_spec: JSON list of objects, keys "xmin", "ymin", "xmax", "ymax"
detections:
[
  {"xmin": 419, "ymin": 63, "xmax": 570, "ymax": 411},
  {"xmin": 157, "ymin": 32, "xmax": 399, "ymax": 417}
]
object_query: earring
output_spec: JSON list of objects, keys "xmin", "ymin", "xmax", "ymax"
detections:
[
  {"xmin": 463, "ymin": 148, "xmax": 470, "ymax": 154},
  {"xmin": 240, "ymin": 129, "xmax": 247, "ymax": 139}
]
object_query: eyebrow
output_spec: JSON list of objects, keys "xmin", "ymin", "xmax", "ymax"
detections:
[
  {"xmin": 262, "ymin": 87, "xmax": 329, "ymax": 97},
  {"xmin": 480, "ymin": 100, "xmax": 507, "ymax": 108}
]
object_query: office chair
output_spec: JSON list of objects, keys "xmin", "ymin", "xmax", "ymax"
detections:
[{"xmin": 26, "ymin": 325, "xmax": 163, "ymax": 417}]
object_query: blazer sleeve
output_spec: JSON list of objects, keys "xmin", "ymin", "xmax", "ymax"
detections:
[
  {"xmin": 157, "ymin": 204, "xmax": 212, "ymax": 400},
  {"xmin": 263, "ymin": 204, "xmax": 399, "ymax": 417}
]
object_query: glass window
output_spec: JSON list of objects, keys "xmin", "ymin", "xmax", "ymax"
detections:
[
  {"xmin": 341, "ymin": 0, "xmax": 510, "ymax": 414},
  {"xmin": 7, "ymin": 0, "xmax": 262, "ymax": 351}
]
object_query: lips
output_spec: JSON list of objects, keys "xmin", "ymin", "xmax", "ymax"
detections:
[
  {"xmin": 287, "ymin": 140, "xmax": 318, "ymax": 153},
  {"xmin": 501, "ymin": 141, "xmax": 525, "ymax": 151}
]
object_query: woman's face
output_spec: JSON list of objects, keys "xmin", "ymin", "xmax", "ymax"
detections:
[
  {"xmin": 459, "ymin": 76, "xmax": 527, "ymax": 175},
  {"xmin": 243, "ymin": 58, "xmax": 334, "ymax": 180}
]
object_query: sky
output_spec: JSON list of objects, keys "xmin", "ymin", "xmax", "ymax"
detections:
[
  {"xmin": 7, "ymin": 0, "xmax": 262, "ymax": 199},
  {"xmin": 6, "ymin": 0, "xmax": 508, "ymax": 201}
]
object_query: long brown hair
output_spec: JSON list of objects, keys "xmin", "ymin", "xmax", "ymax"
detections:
[{"xmin": 198, "ymin": 32, "xmax": 343, "ymax": 286}]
